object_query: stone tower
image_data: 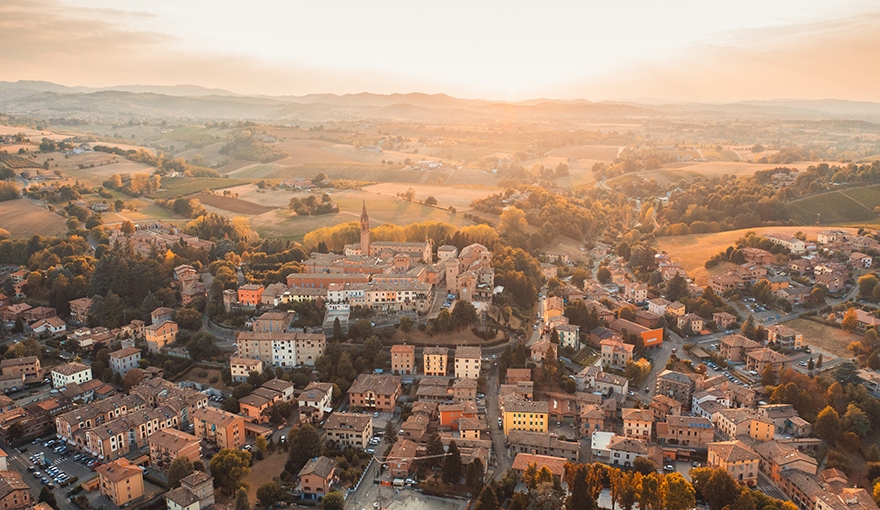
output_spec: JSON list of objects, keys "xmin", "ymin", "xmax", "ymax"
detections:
[{"xmin": 360, "ymin": 201, "xmax": 371, "ymax": 256}]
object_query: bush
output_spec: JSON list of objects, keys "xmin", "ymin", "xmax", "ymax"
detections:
[{"xmin": 209, "ymin": 376, "xmax": 219, "ymax": 383}]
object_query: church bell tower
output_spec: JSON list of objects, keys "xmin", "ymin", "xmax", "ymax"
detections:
[{"xmin": 360, "ymin": 201, "xmax": 371, "ymax": 256}]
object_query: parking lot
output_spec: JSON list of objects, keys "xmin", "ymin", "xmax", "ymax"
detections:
[{"xmin": 18, "ymin": 437, "xmax": 116, "ymax": 487}]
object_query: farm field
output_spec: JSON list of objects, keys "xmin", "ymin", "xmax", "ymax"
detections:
[
  {"xmin": 190, "ymin": 192, "xmax": 275, "ymax": 215},
  {"xmin": 154, "ymin": 177, "xmax": 255, "ymax": 199},
  {"xmin": 782, "ymin": 187, "xmax": 880, "ymax": 225},
  {"xmin": 784, "ymin": 318, "xmax": 858, "ymax": 359},
  {"xmin": 250, "ymin": 189, "xmax": 473, "ymax": 240},
  {"xmin": 361, "ymin": 183, "xmax": 498, "ymax": 209},
  {"xmin": 546, "ymin": 145, "xmax": 621, "ymax": 160},
  {"xmin": 656, "ymin": 226, "xmax": 858, "ymax": 286},
  {"xmin": 226, "ymin": 162, "xmax": 426, "ymax": 184},
  {"xmin": 0, "ymin": 199, "xmax": 67, "ymax": 237},
  {"xmin": 699, "ymin": 148, "xmax": 742, "ymax": 161}
]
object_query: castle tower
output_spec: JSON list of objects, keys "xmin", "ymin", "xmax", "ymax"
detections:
[{"xmin": 360, "ymin": 201, "xmax": 371, "ymax": 256}]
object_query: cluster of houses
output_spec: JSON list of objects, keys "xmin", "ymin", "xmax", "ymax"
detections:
[
  {"xmin": 224, "ymin": 204, "xmax": 495, "ymax": 332},
  {"xmin": 107, "ymin": 222, "xmax": 215, "ymax": 258},
  {"xmin": 712, "ymin": 230, "xmax": 878, "ymax": 306}
]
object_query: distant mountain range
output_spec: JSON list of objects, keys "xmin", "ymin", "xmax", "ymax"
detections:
[{"xmin": 1, "ymin": 80, "xmax": 879, "ymax": 123}]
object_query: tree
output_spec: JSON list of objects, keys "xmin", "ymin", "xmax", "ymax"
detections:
[
  {"xmin": 425, "ymin": 196, "xmax": 438, "ymax": 206},
  {"xmin": 39, "ymin": 486, "xmax": 58, "ymax": 509},
  {"xmin": 442, "ymin": 440, "xmax": 462, "ymax": 484},
  {"xmin": 466, "ymin": 458, "xmax": 485, "ymax": 495},
  {"xmin": 322, "ymin": 491, "xmax": 345, "ymax": 510},
  {"xmin": 452, "ymin": 300, "xmax": 478, "ymax": 328},
  {"xmin": 842, "ymin": 308, "xmax": 859, "ymax": 332},
  {"xmin": 639, "ymin": 473, "xmax": 661, "ymax": 510},
  {"xmin": 844, "ymin": 403, "xmax": 872, "ymax": 437},
  {"xmin": 702, "ymin": 468, "xmax": 740, "ymax": 510},
  {"xmin": 167, "ymin": 456, "xmax": 195, "ymax": 488},
  {"xmin": 660, "ymin": 472, "xmax": 695, "ymax": 510},
  {"xmin": 565, "ymin": 464, "xmax": 595, "ymax": 510},
  {"xmin": 176, "ymin": 308, "xmax": 203, "ymax": 330},
  {"xmin": 597, "ymin": 267, "xmax": 611, "ymax": 284},
  {"xmin": 235, "ymin": 488, "xmax": 250, "ymax": 510},
  {"xmin": 474, "ymin": 486, "xmax": 500, "ymax": 510},
  {"xmin": 424, "ymin": 433, "xmax": 444, "ymax": 468},
  {"xmin": 834, "ymin": 360, "xmax": 859, "ymax": 384},
  {"xmin": 255, "ymin": 435, "xmax": 268, "ymax": 454},
  {"xmin": 817, "ymin": 353, "xmax": 824, "ymax": 368},
  {"xmin": 815, "ymin": 405, "xmax": 841, "ymax": 443},
  {"xmin": 859, "ymin": 274, "xmax": 878, "ymax": 299},
  {"xmin": 256, "ymin": 482, "xmax": 282, "ymax": 507},
  {"xmin": 632, "ymin": 456, "xmax": 656, "ymax": 475},
  {"xmin": 288, "ymin": 424, "xmax": 322, "ymax": 472},
  {"xmin": 210, "ymin": 449, "xmax": 252, "ymax": 496},
  {"xmin": 761, "ymin": 364, "xmax": 778, "ymax": 386},
  {"xmin": 616, "ymin": 472, "xmax": 640, "ymax": 510}
]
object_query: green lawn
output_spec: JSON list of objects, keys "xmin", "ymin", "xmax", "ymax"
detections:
[{"xmin": 783, "ymin": 189, "xmax": 878, "ymax": 225}]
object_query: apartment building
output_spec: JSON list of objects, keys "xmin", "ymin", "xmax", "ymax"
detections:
[
  {"xmin": 108, "ymin": 347, "xmax": 142, "ymax": 377},
  {"xmin": 390, "ymin": 344, "xmax": 416, "ymax": 375},
  {"xmin": 503, "ymin": 398, "xmax": 549, "ymax": 436},
  {"xmin": 96, "ymin": 458, "xmax": 145, "ymax": 506},
  {"xmin": 148, "ymin": 428, "xmax": 202, "ymax": 472},
  {"xmin": 192, "ymin": 407, "xmax": 245, "ymax": 449},
  {"xmin": 347, "ymin": 374, "xmax": 401, "ymax": 412},
  {"xmin": 145, "ymin": 321, "xmax": 178, "ymax": 354},
  {"xmin": 600, "ymin": 339, "xmax": 633, "ymax": 371},
  {"xmin": 323, "ymin": 413, "xmax": 372, "ymax": 449},
  {"xmin": 51, "ymin": 362, "xmax": 92, "ymax": 388},
  {"xmin": 708, "ymin": 440, "xmax": 760, "ymax": 486},
  {"xmin": 0, "ymin": 356, "xmax": 41, "ymax": 379},
  {"xmin": 454, "ymin": 346, "xmax": 482, "ymax": 379},
  {"xmin": 235, "ymin": 331, "xmax": 326, "ymax": 367},
  {"xmin": 423, "ymin": 347, "xmax": 448, "ymax": 376},
  {"xmin": 622, "ymin": 408, "xmax": 654, "ymax": 441},
  {"xmin": 299, "ymin": 456, "xmax": 338, "ymax": 499},
  {"xmin": 230, "ymin": 357, "xmax": 263, "ymax": 383}
]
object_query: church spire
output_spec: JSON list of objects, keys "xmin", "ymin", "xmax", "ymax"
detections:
[{"xmin": 360, "ymin": 201, "xmax": 371, "ymax": 256}]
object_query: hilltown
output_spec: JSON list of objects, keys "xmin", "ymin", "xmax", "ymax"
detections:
[{"xmin": 1, "ymin": 210, "xmax": 880, "ymax": 510}]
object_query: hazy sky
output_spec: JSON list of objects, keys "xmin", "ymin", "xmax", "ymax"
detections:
[{"xmin": 2, "ymin": 0, "xmax": 880, "ymax": 101}]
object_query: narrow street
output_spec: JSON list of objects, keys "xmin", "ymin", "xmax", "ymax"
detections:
[{"xmin": 484, "ymin": 363, "xmax": 512, "ymax": 479}]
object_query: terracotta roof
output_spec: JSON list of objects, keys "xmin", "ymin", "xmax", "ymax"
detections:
[
  {"xmin": 720, "ymin": 334, "xmax": 761, "ymax": 349},
  {"xmin": 709, "ymin": 440, "xmax": 759, "ymax": 463},
  {"xmin": 324, "ymin": 412, "xmax": 372, "ymax": 431},
  {"xmin": 622, "ymin": 408, "xmax": 654, "ymax": 422},
  {"xmin": 511, "ymin": 453, "xmax": 568, "ymax": 477},
  {"xmin": 390, "ymin": 344, "xmax": 414, "ymax": 354},
  {"xmin": 192, "ymin": 407, "xmax": 241, "ymax": 427},
  {"xmin": 608, "ymin": 436, "xmax": 649, "ymax": 455},
  {"xmin": 148, "ymin": 428, "xmax": 201, "ymax": 450},
  {"xmin": 348, "ymin": 374, "xmax": 401, "ymax": 396},
  {"xmin": 95, "ymin": 458, "xmax": 143, "ymax": 483},
  {"xmin": 455, "ymin": 346, "xmax": 481, "ymax": 359},
  {"xmin": 109, "ymin": 347, "xmax": 141, "ymax": 359},
  {"xmin": 298, "ymin": 456, "xmax": 337, "ymax": 479},
  {"xmin": 504, "ymin": 397, "xmax": 549, "ymax": 414},
  {"xmin": 387, "ymin": 439, "xmax": 418, "ymax": 462},
  {"xmin": 52, "ymin": 362, "xmax": 90, "ymax": 376},
  {"xmin": 0, "ymin": 356, "xmax": 38, "ymax": 367},
  {"xmin": 165, "ymin": 487, "xmax": 199, "ymax": 507}
]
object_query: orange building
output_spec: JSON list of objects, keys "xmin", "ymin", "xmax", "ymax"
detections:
[
  {"xmin": 96, "ymin": 458, "xmax": 145, "ymax": 506},
  {"xmin": 147, "ymin": 428, "xmax": 202, "ymax": 472},
  {"xmin": 0, "ymin": 472, "xmax": 31, "ymax": 510},
  {"xmin": 192, "ymin": 407, "xmax": 245, "ymax": 449},
  {"xmin": 298, "ymin": 456, "xmax": 338, "ymax": 499},
  {"xmin": 145, "ymin": 321, "xmax": 178, "ymax": 354},
  {"xmin": 438, "ymin": 401, "xmax": 478, "ymax": 431},
  {"xmin": 237, "ymin": 284, "xmax": 265, "ymax": 307}
]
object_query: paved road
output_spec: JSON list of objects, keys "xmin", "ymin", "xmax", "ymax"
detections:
[{"xmin": 484, "ymin": 363, "xmax": 512, "ymax": 479}]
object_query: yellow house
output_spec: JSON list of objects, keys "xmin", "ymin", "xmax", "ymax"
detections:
[
  {"xmin": 503, "ymin": 398, "xmax": 549, "ymax": 436},
  {"xmin": 715, "ymin": 408, "xmax": 774, "ymax": 442},
  {"xmin": 708, "ymin": 440, "xmax": 760, "ymax": 486},
  {"xmin": 95, "ymin": 458, "xmax": 145, "ymax": 506},
  {"xmin": 423, "ymin": 347, "xmax": 448, "ymax": 376}
]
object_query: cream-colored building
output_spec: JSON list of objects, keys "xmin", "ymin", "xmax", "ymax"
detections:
[
  {"xmin": 454, "ymin": 346, "xmax": 482, "ymax": 379},
  {"xmin": 235, "ymin": 331, "xmax": 326, "ymax": 367},
  {"xmin": 51, "ymin": 362, "xmax": 92, "ymax": 388},
  {"xmin": 230, "ymin": 357, "xmax": 263, "ymax": 383}
]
